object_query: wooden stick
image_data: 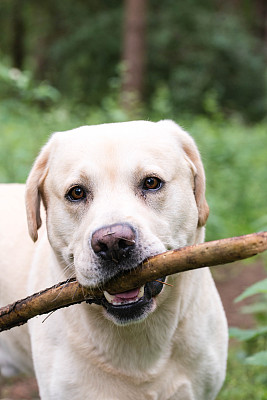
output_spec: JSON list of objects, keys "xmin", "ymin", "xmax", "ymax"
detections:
[{"xmin": 0, "ymin": 232, "xmax": 267, "ymax": 332}]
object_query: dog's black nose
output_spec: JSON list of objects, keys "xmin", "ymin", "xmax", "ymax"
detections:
[{"xmin": 91, "ymin": 223, "xmax": 136, "ymax": 262}]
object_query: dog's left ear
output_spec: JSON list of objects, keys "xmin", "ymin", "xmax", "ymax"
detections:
[
  {"xmin": 182, "ymin": 138, "xmax": 209, "ymax": 227},
  {"xmin": 157, "ymin": 120, "xmax": 209, "ymax": 227},
  {"xmin": 25, "ymin": 139, "xmax": 52, "ymax": 242}
]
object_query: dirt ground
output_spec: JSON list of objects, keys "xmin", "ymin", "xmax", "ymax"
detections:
[
  {"xmin": 0, "ymin": 259, "xmax": 266, "ymax": 399},
  {"xmin": 212, "ymin": 258, "xmax": 267, "ymax": 328}
]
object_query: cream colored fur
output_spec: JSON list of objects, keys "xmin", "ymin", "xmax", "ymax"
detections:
[{"xmin": 0, "ymin": 120, "xmax": 228, "ymax": 399}]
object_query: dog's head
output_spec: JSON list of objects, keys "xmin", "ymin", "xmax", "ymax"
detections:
[{"xmin": 25, "ymin": 120, "xmax": 209, "ymax": 325}]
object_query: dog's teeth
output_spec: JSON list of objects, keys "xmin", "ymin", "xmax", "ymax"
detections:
[
  {"xmin": 103, "ymin": 291, "xmax": 116, "ymax": 304},
  {"xmin": 137, "ymin": 285, "xmax": 144, "ymax": 299}
]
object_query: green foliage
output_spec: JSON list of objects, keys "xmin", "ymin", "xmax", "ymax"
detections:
[
  {"xmin": 217, "ymin": 348, "xmax": 267, "ymax": 399},
  {"xmin": 245, "ymin": 351, "xmax": 267, "ymax": 367},
  {"xmin": 0, "ymin": 84, "xmax": 130, "ymax": 183},
  {"xmin": 0, "ymin": 62, "xmax": 60, "ymax": 107},
  {"xmin": 0, "ymin": 1, "xmax": 266, "ymax": 121},
  {"xmin": 230, "ymin": 326, "xmax": 267, "ymax": 342},
  {"xmin": 147, "ymin": 1, "xmax": 266, "ymax": 121},
  {"xmin": 183, "ymin": 117, "xmax": 267, "ymax": 241},
  {"xmin": 230, "ymin": 276, "xmax": 267, "ymax": 372},
  {"xmin": 234, "ymin": 279, "xmax": 267, "ymax": 302},
  {"xmin": 46, "ymin": 6, "xmax": 122, "ymax": 105},
  {"xmin": 0, "ymin": 104, "xmax": 63, "ymax": 183}
]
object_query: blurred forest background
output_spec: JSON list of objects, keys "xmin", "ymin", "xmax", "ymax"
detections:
[
  {"xmin": 0, "ymin": 0, "xmax": 266, "ymax": 240},
  {"xmin": 0, "ymin": 0, "xmax": 267, "ymax": 399}
]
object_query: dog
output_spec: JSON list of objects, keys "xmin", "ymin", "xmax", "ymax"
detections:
[{"xmin": 0, "ymin": 120, "xmax": 228, "ymax": 399}]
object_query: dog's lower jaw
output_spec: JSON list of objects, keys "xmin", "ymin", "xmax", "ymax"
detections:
[
  {"xmin": 87, "ymin": 279, "xmax": 165, "ymax": 325},
  {"xmin": 102, "ymin": 297, "xmax": 156, "ymax": 325}
]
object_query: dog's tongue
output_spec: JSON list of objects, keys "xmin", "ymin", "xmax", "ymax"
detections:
[
  {"xmin": 103, "ymin": 286, "xmax": 145, "ymax": 305},
  {"xmin": 114, "ymin": 288, "xmax": 140, "ymax": 301}
]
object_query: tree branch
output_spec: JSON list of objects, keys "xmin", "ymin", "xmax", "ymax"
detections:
[{"xmin": 1, "ymin": 232, "xmax": 267, "ymax": 332}]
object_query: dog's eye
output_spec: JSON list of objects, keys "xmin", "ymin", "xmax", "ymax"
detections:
[
  {"xmin": 143, "ymin": 177, "xmax": 162, "ymax": 191},
  {"xmin": 67, "ymin": 186, "xmax": 86, "ymax": 201}
]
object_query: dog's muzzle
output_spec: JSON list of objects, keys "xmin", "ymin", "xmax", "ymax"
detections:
[{"xmin": 88, "ymin": 223, "xmax": 165, "ymax": 324}]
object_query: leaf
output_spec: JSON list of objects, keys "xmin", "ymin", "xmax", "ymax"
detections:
[
  {"xmin": 245, "ymin": 351, "xmax": 267, "ymax": 366},
  {"xmin": 229, "ymin": 326, "xmax": 267, "ymax": 341},
  {"xmin": 235, "ymin": 278, "xmax": 267, "ymax": 303},
  {"xmin": 241, "ymin": 301, "xmax": 267, "ymax": 314}
]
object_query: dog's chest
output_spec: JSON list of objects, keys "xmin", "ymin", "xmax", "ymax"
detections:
[{"xmin": 58, "ymin": 357, "xmax": 195, "ymax": 400}]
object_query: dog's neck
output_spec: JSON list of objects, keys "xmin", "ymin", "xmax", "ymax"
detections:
[
  {"xmin": 73, "ymin": 301, "xmax": 179, "ymax": 381},
  {"xmin": 64, "ymin": 270, "xmax": 200, "ymax": 383}
]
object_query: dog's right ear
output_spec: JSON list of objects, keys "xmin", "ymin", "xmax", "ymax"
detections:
[
  {"xmin": 157, "ymin": 120, "xmax": 209, "ymax": 227},
  {"xmin": 25, "ymin": 140, "xmax": 52, "ymax": 242}
]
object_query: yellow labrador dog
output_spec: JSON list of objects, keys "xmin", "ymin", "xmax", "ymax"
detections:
[{"xmin": 0, "ymin": 120, "xmax": 228, "ymax": 399}]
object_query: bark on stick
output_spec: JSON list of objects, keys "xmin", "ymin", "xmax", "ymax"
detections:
[{"xmin": 0, "ymin": 232, "xmax": 267, "ymax": 332}]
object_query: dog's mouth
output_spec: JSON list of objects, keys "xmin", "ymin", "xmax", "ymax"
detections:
[
  {"xmin": 103, "ymin": 285, "xmax": 145, "ymax": 306},
  {"xmin": 100, "ymin": 278, "xmax": 165, "ymax": 324}
]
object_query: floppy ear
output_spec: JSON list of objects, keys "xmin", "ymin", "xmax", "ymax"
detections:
[
  {"xmin": 25, "ymin": 141, "xmax": 52, "ymax": 242},
  {"xmin": 182, "ymin": 139, "xmax": 209, "ymax": 227},
  {"xmin": 158, "ymin": 120, "xmax": 209, "ymax": 227}
]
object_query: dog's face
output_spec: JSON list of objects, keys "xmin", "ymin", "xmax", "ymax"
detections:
[{"xmin": 25, "ymin": 120, "xmax": 209, "ymax": 325}]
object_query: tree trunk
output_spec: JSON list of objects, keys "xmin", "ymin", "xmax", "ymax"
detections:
[
  {"xmin": 121, "ymin": 0, "xmax": 147, "ymax": 110},
  {"xmin": 256, "ymin": 0, "xmax": 267, "ymax": 58},
  {"xmin": 12, "ymin": 0, "xmax": 25, "ymax": 70}
]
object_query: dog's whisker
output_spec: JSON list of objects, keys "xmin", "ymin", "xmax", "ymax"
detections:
[
  {"xmin": 63, "ymin": 261, "xmax": 75, "ymax": 273},
  {"xmin": 42, "ymin": 311, "xmax": 56, "ymax": 324},
  {"xmin": 63, "ymin": 275, "xmax": 76, "ymax": 285},
  {"xmin": 52, "ymin": 273, "xmax": 77, "ymax": 303},
  {"xmin": 54, "ymin": 262, "xmax": 75, "ymax": 283},
  {"xmin": 71, "ymin": 282, "xmax": 83, "ymax": 301}
]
